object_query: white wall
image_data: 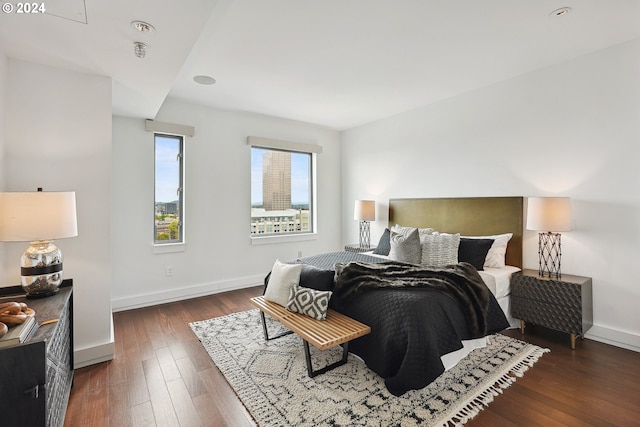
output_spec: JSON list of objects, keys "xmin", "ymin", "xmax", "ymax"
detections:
[
  {"xmin": 341, "ymin": 39, "xmax": 640, "ymax": 351},
  {"xmin": 0, "ymin": 53, "xmax": 6, "ymax": 267},
  {"xmin": 111, "ymin": 97, "xmax": 342, "ymax": 309},
  {"xmin": 1, "ymin": 59, "xmax": 114, "ymax": 367},
  {"xmin": 0, "ymin": 52, "xmax": 6, "ymax": 190}
]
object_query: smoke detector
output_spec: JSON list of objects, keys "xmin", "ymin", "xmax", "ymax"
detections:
[{"xmin": 134, "ymin": 42, "xmax": 147, "ymax": 58}]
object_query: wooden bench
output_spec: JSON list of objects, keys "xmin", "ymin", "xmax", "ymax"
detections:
[{"xmin": 249, "ymin": 296, "xmax": 371, "ymax": 377}]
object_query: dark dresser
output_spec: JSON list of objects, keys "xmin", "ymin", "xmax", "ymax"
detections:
[
  {"xmin": 0, "ymin": 279, "xmax": 73, "ymax": 427},
  {"xmin": 511, "ymin": 270, "xmax": 592, "ymax": 349}
]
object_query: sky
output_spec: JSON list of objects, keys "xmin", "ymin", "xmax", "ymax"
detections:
[
  {"xmin": 251, "ymin": 148, "xmax": 310, "ymax": 206},
  {"xmin": 155, "ymin": 135, "xmax": 181, "ymax": 203}
]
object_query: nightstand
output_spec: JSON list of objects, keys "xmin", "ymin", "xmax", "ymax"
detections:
[
  {"xmin": 511, "ymin": 269, "xmax": 593, "ymax": 349},
  {"xmin": 344, "ymin": 244, "xmax": 376, "ymax": 253}
]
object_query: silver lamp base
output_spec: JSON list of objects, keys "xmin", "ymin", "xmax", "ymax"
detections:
[
  {"xmin": 358, "ymin": 221, "xmax": 371, "ymax": 249},
  {"xmin": 21, "ymin": 240, "xmax": 64, "ymax": 298}
]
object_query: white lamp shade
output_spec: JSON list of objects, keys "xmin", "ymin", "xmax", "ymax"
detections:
[
  {"xmin": 354, "ymin": 200, "xmax": 375, "ymax": 221},
  {"xmin": 526, "ymin": 197, "xmax": 571, "ymax": 232},
  {"xmin": 0, "ymin": 191, "xmax": 78, "ymax": 241}
]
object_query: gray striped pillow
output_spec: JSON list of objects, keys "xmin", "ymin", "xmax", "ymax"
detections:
[{"xmin": 421, "ymin": 233, "xmax": 460, "ymax": 267}]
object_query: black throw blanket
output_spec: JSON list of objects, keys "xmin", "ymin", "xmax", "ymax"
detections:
[
  {"xmin": 333, "ymin": 261, "xmax": 491, "ymax": 338},
  {"xmin": 331, "ymin": 260, "xmax": 509, "ymax": 396}
]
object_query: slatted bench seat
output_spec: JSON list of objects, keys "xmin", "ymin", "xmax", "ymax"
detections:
[{"xmin": 249, "ymin": 295, "xmax": 371, "ymax": 377}]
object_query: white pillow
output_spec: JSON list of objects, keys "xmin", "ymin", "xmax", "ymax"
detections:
[
  {"xmin": 264, "ymin": 259, "xmax": 302, "ymax": 306},
  {"xmin": 463, "ymin": 233, "xmax": 513, "ymax": 268},
  {"xmin": 421, "ymin": 233, "xmax": 460, "ymax": 267}
]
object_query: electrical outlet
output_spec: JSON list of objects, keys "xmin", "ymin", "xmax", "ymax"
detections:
[
  {"xmin": 297, "ymin": 250, "xmax": 302, "ymax": 259},
  {"xmin": 166, "ymin": 266, "xmax": 173, "ymax": 276}
]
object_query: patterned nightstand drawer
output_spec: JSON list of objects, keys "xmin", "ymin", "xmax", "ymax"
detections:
[
  {"xmin": 511, "ymin": 276, "xmax": 582, "ymax": 309},
  {"xmin": 510, "ymin": 270, "xmax": 593, "ymax": 349},
  {"xmin": 511, "ymin": 296, "xmax": 583, "ymax": 334}
]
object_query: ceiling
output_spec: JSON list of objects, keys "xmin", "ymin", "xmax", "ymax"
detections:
[{"xmin": 1, "ymin": 0, "xmax": 640, "ymax": 130}]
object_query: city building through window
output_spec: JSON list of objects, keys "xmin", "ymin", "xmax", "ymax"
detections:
[{"xmin": 251, "ymin": 147, "xmax": 313, "ymax": 236}]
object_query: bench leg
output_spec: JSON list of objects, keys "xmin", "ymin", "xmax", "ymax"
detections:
[
  {"xmin": 257, "ymin": 310, "xmax": 352, "ymax": 377},
  {"xmin": 303, "ymin": 340, "xmax": 350, "ymax": 378},
  {"xmin": 259, "ymin": 311, "xmax": 293, "ymax": 341}
]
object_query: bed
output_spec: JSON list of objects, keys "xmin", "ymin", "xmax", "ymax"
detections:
[{"xmin": 265, "ymin": 196, "xmax": 524, "ymax": 396}]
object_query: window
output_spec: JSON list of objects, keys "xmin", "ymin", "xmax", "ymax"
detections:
[
  {"xmin": 154, "ymin": 133, "xmax": 184, "ymax": 244},
  {"xmin": 251, "ymin": 147, "xmax": 314, "ymax": 236}
]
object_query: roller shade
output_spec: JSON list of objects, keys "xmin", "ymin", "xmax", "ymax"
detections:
[
  {"xmin": 145, "ymin": 119, "xmax": 195, "ymax": 137},
  {"xmin": 247, "ymin": 136, "xmax": 322, "ymax": 154}
]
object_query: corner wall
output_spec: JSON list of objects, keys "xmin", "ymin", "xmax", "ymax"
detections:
[
  {"xmin": 111, "ymin": 98, "xmax": 342, "ymax": 309},
  {"xmin": 2, "ymin": 59, "xmax": 114, "ymax": 367},
  {"xmin": 0, "ymin": 53, "xmax": 6, "ymax": 266},
  {"xmin": 0, "ymin": 52, "xmax": 6, "ymax": 189},
  {"xmin": 341, "ymin": 39, "xmax": 640, "ymax": 351}
]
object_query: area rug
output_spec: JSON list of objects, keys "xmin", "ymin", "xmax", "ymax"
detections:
[{"xmin": 190, "ymin": 310, "xmax": 548, "ymax": 426}]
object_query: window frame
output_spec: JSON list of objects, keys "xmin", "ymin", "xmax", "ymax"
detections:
[
  {"xmin": 249, "ymin": 137, "xmax": 321, "ymax": 243},
  {"xmin": 154, "ymin": 132, "xmax": 185, "ymax": 246}
]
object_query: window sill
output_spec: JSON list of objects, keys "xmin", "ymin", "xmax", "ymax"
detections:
[
  {"xmin": 153, "ymin": 242, "xmax": 186, "ymax": 254},
  {"xmin": 250, "ymin": 233, "xmax": 317, "ymax": 246}
]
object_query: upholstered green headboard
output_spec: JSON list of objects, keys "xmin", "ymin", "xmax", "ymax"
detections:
[{"xmin": 389, "ymin": 197, "xmax": 524, "ymax": 268}]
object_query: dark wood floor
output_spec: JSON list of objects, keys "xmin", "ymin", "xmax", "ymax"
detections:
[{"xmin": 64, "ymin": 286, "xmax": 640, "ymax": 427}]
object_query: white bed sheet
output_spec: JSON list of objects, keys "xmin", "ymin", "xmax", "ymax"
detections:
[{"xmin": 479, "ymin": 266, "xmax": 521, "ymax": 299}]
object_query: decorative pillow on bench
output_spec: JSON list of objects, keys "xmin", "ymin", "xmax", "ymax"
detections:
[
  {"xmin": 264, "ymin": 259, "xmax": 302, "ymax": 306},
  {"xmin": 287, "ymin": 284, "xmax": 332, "ymax": 321},
  {"xmin": 299, "ymin": 263, "xmax": 335, "ymax": 291}
]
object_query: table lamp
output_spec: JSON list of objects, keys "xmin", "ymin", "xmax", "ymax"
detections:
[
  {"xmin": 354, "ymin": 200, "xmax": 375, "ymax": 249},
  {"xmin": 526, "ymin": 197, "xmax": 571, "ymax": 278},
  {"xmin": 0, "ymin": 189, "xmax": 78, "ymax": 297}
]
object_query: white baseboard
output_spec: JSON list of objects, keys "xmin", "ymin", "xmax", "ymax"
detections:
[
  {"xmin": 74, "ymin": 317, "xmax": 115, "ymax": 369},
  {"xmin": 586, "ymin": 325, "xmax": 640, "ymax": 353},
  {"xmin": 110, "ymin": 274, "xmax": 264, "ymax": 312}
]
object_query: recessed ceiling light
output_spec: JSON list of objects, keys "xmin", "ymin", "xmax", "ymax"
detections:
[
  {"xmin": 549, "ymin": 7, "xmax": 571, "ymax": 17},
  {"xmin": 132, "ymin": 21, "xmax": 156, "ymax": 33},
  {"xmin": 193, "ymin": 75, "xmax": 217, "ymax": 85}
]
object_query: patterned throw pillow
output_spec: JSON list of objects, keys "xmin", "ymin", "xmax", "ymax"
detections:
[
  {"xmin": 286, "ymin": 284, "xmax": 332, "ymax": 321},
  {"xmin": 421, "ymin": 233, "xmax": 461, "ymax": 267}
]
